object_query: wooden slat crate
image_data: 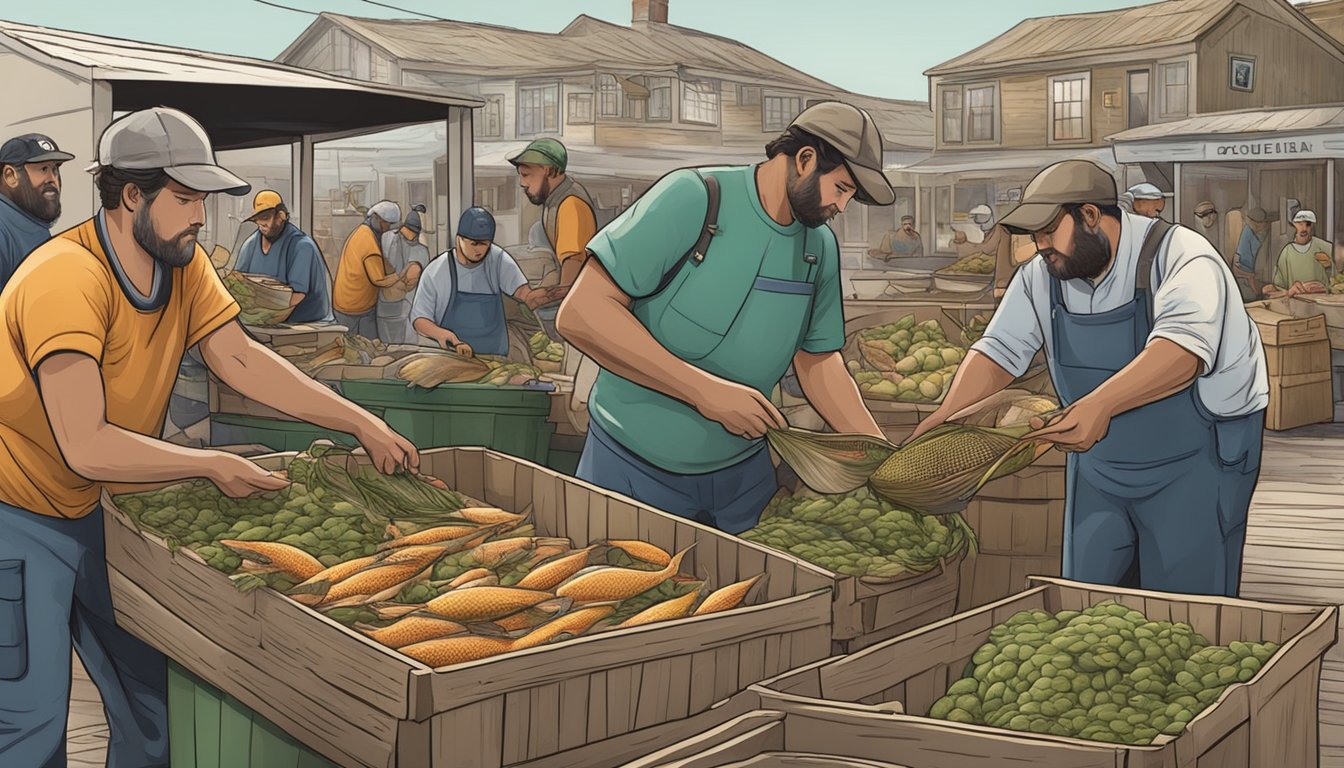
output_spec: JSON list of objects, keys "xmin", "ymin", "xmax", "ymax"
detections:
[
  {"xmin": 750, "ymin": 577, "xmax": 1338, "ymax": 768},
  {"xmin": 822, "ymin": 554, "xmax": 963, "ymax": 656},
  {"xmin": 957, "ymin": 451, "xmax": 1066, "ymax": 611},
  {"xmin": 101, "ymin": 448, "xmax": 835, "ymax": 768}
]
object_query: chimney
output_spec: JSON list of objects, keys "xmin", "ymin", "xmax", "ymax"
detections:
[{"xmin": 633, "ymin": 0, "xmax": 669, "ymax": 24}]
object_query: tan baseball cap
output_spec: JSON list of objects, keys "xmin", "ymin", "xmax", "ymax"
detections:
[
  {"xmin": 1000, "ymin": 160, "xmax": 1117, "ymax": 234},
  {"xmin": 788, "ymin": 101, "xmax": 894, "ymax": 206}
]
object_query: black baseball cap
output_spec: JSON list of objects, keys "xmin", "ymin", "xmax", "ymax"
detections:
[{"xmin": 0, "ymin": 134, "xmax": 74, "ymax": 169}]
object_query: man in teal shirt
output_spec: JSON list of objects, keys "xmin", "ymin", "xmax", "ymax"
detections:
[{"xmin": 557, "ymin": 102, "xmax": 890, "ymax": 533}]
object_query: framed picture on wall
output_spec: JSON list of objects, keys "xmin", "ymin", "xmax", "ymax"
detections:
[{"xmin": 1230, "ymin": 55, "xmax": 1255, "ymax": 92}]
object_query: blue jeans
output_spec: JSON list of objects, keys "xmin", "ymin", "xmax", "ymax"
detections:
[
  {"xmin": 576, "ymin": 422, "xmax": 777, "ymax": 534},
  {"xmin": 0, "ymin": 501, "xmax": 169, "ymax": 768}
]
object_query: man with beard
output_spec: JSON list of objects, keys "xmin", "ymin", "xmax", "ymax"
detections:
[
  {"xmin": 0, "ymin": 107, "xmax": 418, "ymax": 767},
  {"xmin": 869, "ymin": 215, "xmax": 924, "ymax": 260},
  {"xmin": 333, "ymin": 200, "xmax": 403, "ymax": 338},
  {"xmin": 509, "ymin": 138, "xmax": 597, "ymax": 319},
  {"xmin": 556, "ymin": 102, "xmax": 889, "ymax": 533},
  {"xmin": 235, "ymin": 189, "xmax": 333, "ymax": 324},
  {"xmin": 911, "ymin": 160, "xmax": 1268, "ymax": 598},
  {"xmin": 0, "ymin": 133, "xmax": 73, "ymax": 291},
  {"xmin": 411, "ymin": 207, "xmax": 559, "ymax": 356}
]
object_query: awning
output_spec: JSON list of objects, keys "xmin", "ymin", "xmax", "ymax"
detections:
[
  {"xmin": 1108, "ymin": 105, "xmax": 1344, "ymax": 164},
  {"xmin": 893, "ymin": 146, "xmax": 1118, "ymax": 176}
]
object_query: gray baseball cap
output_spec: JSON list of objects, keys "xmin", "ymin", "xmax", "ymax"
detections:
[
  {"xmin": 85, "ymin": 107, "xmax": 250, "ymax": 196},
  {"xmin": 788, "ymin": 101, "xmax": 895, "ymax": 206},
  {"xmin": 1000, "ymin": 160, "xmax": 1118, "ymax": 234}
]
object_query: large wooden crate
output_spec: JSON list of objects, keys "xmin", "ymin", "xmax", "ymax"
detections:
[
  {"xmin": 1248, "ymin": 303, "xmax": 1334, "ymax": 430},
  {"xmin": 102, "ymin": 448, "xmax": 835, "ymax": 768},
  {"xmin": 751, "ymin": 577, "xmax": 1338, "ymax": 768},
  {"xmin": 957, "ymin": 451, "xmax": 1066, "ymax": 611}
]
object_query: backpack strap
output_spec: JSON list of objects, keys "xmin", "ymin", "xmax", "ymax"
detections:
[
  {"xmin": 1135, "ymin": 218, "xmax": 1174, "ymax": 328},
  {"xmin": 645, "ymin": 170, "xmax": 721, "ymax": 298}
]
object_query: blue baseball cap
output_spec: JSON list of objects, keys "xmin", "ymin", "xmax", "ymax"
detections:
[
  {"xmin": 457, "ymin": 207, "xmax": 496, "ymax": 241},
  {"xmin": 0, "ymin": 133, "xmax": 74, "ymax": 169}
]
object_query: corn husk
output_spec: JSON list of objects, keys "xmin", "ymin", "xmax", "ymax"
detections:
[{"xmin": 397, "ymin": 353, "xmax": 493, "ymax": 388}]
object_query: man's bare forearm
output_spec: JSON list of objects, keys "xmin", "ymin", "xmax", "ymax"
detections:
[
  {"xmin": 930, "ymin": 350, "xmax": 1017, "ymax": 420},
  {"xmin": 1080, "ymin": 339, "xmax": 1202, "ymax": 420},
  {"xmin": 413, "ymin": 317, "xmax": 454, "ymax": 345},
  {"xmin": 793, "ymin": 351, "xmax": 883, "ymax": 438},
  {"xmin": 71, "ymin": 426, "xmax": 226, "ymax": 483}
]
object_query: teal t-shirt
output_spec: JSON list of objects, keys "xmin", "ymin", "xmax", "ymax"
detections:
[{"xmin": 586, "ymin": 165, "xmax": 845, "ymax": 474}]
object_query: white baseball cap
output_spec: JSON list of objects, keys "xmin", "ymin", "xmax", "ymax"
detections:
[
  {"xmin": 86, "ymin": 107, "xmax": 249, "ymax": 195},
  {"xmin": 368, "ymin": 200, "xmax": 401, "ymax": 226},
  {"xmin": 1293, "ymin": 210, "xmax": 1317, "ymax": 224},
  {"xmin": 969, "ymin": 204, "xmax": 993, "ymax": 218},
  {"xmin": 1125, "ymin": 183, "xmax": 1166, "ymax": 200}
]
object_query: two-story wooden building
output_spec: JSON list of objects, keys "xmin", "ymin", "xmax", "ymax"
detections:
[
  {"xmin": 276, "ymin": 0, "xmax": 932, "ymax": 279},
  {"xmin": 908, "ymin": 0, "xmax": 1344, "ymax": 256}
]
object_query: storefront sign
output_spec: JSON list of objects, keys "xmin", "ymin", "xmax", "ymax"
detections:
[
  {"xmin": 1210, "ymin": 140, "xmax": 1315, "ymax": 159},
  {"xmin": 1112, "ymin": 132, "xmax": 1344, "ymax": 165}
]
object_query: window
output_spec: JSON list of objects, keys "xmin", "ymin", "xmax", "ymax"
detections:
[
  {"xmin": 648, "ymin": 77, "xmax": 672, "ymax": 121},
  {"xmin": 352, "ymin": 40, "xmax": 371, "ymax": 81},
  {"xmin": 372, "ymin": 53, "xmax": 392, "ymax": 84},
  {"xmin": 1049, "ymin": 72, "xmax": 1090, "ymax": 142},
  {"xmin": 941, "ymin": 87, "xmax": 963, "ymax": 143},
  {"xmin": 967, "ymin": 85, "xmax": 996, "ymax": 142},
  {"xmin": 567, "ymin": 92, "xmax": 593, "ymax": 124},
  {"xmin": 475, "ymin": 95, "xmax": 504, "ymax": 138},
  {"xmin": 598, "ymin": 74, "xmax": 621, "ymax": 118},
  {"xmin": 1128, "ymin": 70, "xmax": 1150, "ymax": 129},
  {"xmin": 738, "ymin": 85, "xmax": 761, "ymax": 106},
  {"xmin": 1160, "ymin": 62, "xmax": 1189, "ymax": 118},
  {"xmin": 763, "ymin": 94, "xmax": 802, "ymax": 132},
  {"xmin": 518, "ymin": 84, "xmax": 559, "ymax": 135},
  {"xmin": 681, "ymin": 80, "xmax": 719, "ymax": 125},
  {"xmin": 475, "ymin": 187, "xmax": 498, "ymax": 211},
  {"xmin": 625, "ymin": 95, "xmax": 647, "ymax": 121}
]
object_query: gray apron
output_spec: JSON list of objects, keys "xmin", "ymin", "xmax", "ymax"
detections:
[{"xmin": 1050, "ymin": 221, "xmax": 1263, "ymax": 598}]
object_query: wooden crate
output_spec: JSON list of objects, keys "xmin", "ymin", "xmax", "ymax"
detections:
[
  {"xmin": 751, "ymin": 577, "xmax": 1338, "ymax": 768},
  {"xmin": 208, "ymin": 374, "xmax": 314, "ymax": 422},
  {"xmin": 312, "ymin": 345, "xmax": 425, "ymax": 382},
  {"xmin": 957, "ymin": 451, "xmax": 1066, "ymax": 611},
  {"xmin": 824, "ymin": 554, "xmax": 963, "ymax": 655},
  {"xmin": 102, "ymin": 448, "xmax": 835, "ymax": 768},
  {"xmin": 241, "ymin": 322, "xmax": 349, "ymax": 349},
  {"xmin": 1249, "ymin": 304, "xmax": 1334, "ymax": 430}
]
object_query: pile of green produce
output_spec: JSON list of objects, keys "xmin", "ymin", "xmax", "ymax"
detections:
[
  {"xmin": 529, "ymin": 332, "xmax": 565, "ymax": 365},
  {"xmin": 222, "ymin": 270, "xmax": 294, "ymax": 326},
  {"xmin": 1330, "ymin": 274, "xmax": 1344, "ymax": 295},
  {"xmin": 847, "ymin": 316, "xmax": 965, "ymax": 403},
  {"xmin": 928, "ymin": 603, "xmax": 1279, "ymax": 745},
  {"xmin": 942, "ymin": 252, "xmax": 995, "ymax": 275},
  {"xmin": 741, "ymin": 487, "xmax": 975, "ymax": 579}
]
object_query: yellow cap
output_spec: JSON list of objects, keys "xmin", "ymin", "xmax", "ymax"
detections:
[{"xmin": 247, "ymin": 189, "xmax": 284, "ymax": 221}]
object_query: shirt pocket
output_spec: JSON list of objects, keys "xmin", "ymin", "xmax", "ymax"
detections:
[
  {"xmin": 0, "ymin": 559, "xmax": 27, "ymax": 681},
  {"xmin": 658, "ymin": 263, "xmax": 756, "ymax": 361}
]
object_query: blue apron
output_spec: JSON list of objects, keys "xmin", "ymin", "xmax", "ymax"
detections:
[
  {"xmin": 440, "ymin": 250, "xmax": 509, "ymax": 356},
  {"xmin": 1049, "ymin": 226, "xmax": 1263, "ymax": 598}
]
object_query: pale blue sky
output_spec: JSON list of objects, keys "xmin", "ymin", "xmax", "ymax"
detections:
[{"xmin": 1, "ymin": 0, "xmax": 1312, "ymax": 100}]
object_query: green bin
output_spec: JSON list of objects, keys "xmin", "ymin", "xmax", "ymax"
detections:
[
  {"xmin": 168, "ymin": 661, "xmax": 336, "ymax": 768},
  {"xmin": 209, "ymin": 413, "xmax": 362, "ymax": 454},
  {"xmin": 338, "ymin": 379, "xmax": 554, "ymax": 464}
]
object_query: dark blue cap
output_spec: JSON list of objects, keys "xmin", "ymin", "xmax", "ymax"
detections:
[
  {"xmin": 457, "ymin": 206, "xmax": 496, "ymax": 241},
  {"xmin": 0, "ymin": 134, "xmax": 74, "ymax": 168}
]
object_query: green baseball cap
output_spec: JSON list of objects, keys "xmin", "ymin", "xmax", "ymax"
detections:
[{"xmin": 507, "ymin": 138, "xmax": 567, "ymax": 172}]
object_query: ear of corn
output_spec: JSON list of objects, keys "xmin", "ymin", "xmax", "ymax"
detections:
[
  {"xmin": 765, "ymin": 429, "xmax": 896, "ymax": 495},
  {"xmin": 361, "ymin": 616, "xmax": 467, "ymax": 648},
  {"xmin": 618, "ymin": 590, "xmax": 699, "ymax": 628},
  {"xmin": 515, "ymin": 604, "xmax": 618, "ymax": 649},
  {"xmin": 454, "ymin": 507, "xmax": 528, "ymax": 527},
  {"xmin": 556, "ymin": 547, "xmax": 691, "ymax": 603},
  {"xmin": 448, "ymin": 568, "xmax": 495, "ymax": 589},
  {"xmin": 423, "ymin": 587, "xmax": 561, "ymax": 623},
  {"xmin": 516, "ymin": 547, "xmax": 597, "ymax": 591},
  {"xmin": 218, "ymin": 540, "xmax": 324, "ymax": 582},
  {"xmin": 399, "ymin": 635, "xmax": 516, "ymax": 668},
  {"xmin": 693, "ymin": 574, "xmax": 764, "ymax": 616},
  {"xmin": 471, "ymin": 537, "xmax": 571, "ymax": 568},
  {"xmin": 377, "ymin": 524, "xmax": 481, "ymax": 551},
  {"xmin": 601, "ymin": 540, "xmax": 672, "ymax": 567}
]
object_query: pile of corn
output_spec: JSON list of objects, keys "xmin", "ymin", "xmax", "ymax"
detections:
[
  {"xmin": 529, "ymin": 332, "xmax": 565, "ymax": 365},
  {"xmin": 927, "ymin": 602, "xmax": 1279, "ymax": 745},
  {"xmin": 397, "ymin": 354, "xmax": 545, "ymax": 389},
  {"xmin": 288, "ymin": 334, "xmax": 405, "ymax": 375},
  {"xmin": 112, "ymin": 442, "xmax": 757, "ymax": 668},
  {"xmin": 222, "ymin": 270, "xmax": 294, "ymax": 326},
  {"xmin": 847, "ymin": 316, "xmax": 965, "ymax": 403},
  {"xmin": 741, "ymin": 487, "xmax": 974, "ymax": 580},
  {"xmin": 942, "ymin": 252, "xmax": 995, "ymax": 275}
]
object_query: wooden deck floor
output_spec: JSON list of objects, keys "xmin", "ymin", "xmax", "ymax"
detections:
[{"xmin": 68, "ymin": 423, "xmax": 1344, "ymax": 766}]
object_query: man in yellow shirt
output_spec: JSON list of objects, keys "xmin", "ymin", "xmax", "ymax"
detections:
[
  {"xmin": 333, "ymin": 199, "xmax": 402, "ymax": 338},
  {"xmin": 0, "ymin": 107, "xmax": 418, "ymax": 767}
]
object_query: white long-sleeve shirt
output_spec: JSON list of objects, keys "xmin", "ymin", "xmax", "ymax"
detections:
[{"xmin": 972, "ymin": 210, "xmax": 1269, "ymax": 418}]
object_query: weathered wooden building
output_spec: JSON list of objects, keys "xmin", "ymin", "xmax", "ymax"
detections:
[
  {"xmin": 907, "ymin": 0, "xmax": 1344, "ymax": 255},
  {"xmin": 274, "ymin": 0, "xmax": 932, "ymax": 279}
]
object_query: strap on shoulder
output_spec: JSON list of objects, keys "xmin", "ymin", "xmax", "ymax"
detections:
[
  {"xmin": 646, "ymin": 170, "xmax": 720, "ymax": 298},
  {"xmin": 1135, "ymin": 218, "xmax": 1174, "ymax": 327}
]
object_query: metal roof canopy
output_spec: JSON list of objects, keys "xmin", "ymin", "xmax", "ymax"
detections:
[
  {"xmin": 1108, "ymin": 104, "xmax": 1344, "ymax": 164},
  {"xmin": 0, "ymin": 20, "xmax": 483, "ymax": 151}
]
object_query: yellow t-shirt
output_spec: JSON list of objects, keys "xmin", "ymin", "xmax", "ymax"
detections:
[
  {"xmin": 556, "ymin": 196, "xmax": 597, "ymax": 263},
  {"xmin": 332, "ymin": 224, "xmax": 387, "ymax": 314},
  {"xmin": 0, "ymin": 216, "xmax": 240, "ymax": 518}
]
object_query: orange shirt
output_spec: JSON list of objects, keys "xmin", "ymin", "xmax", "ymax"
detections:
[
  {"xmin": 0, "ymin": 216, "xmax": 239, "ymax": 518},
  {"xmin": 332, "ymin": 224, "xmax": 388, "ymax": 314},
  {"xmin": 555, "ymin": 196, "xmax": 597, "ymax": 263}
]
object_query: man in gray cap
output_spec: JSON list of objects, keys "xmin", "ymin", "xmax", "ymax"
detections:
[
  {"xmin": 1125, "ymin": 182, "xmax": 1167, "ymax": 219},
  {"xmin": 0, "ymin": 107, "xmax": 418, "ymax": 767},
  {"xmin": 333, "ymin": 199, "xmax": 402, "ymax": 337},
  {"xmin": 911, "ymin": 159, "xmax": 1268, "ymax": 599},
  {"xmin": 0, "ymin": 133, "xmax": 74, "ymax": 290},
  {"xmin": 1232, "ymin": 206, "xmax": 1274, "ymax": 300},
  {"xmin": 556, "ymin": 100, "xmax": 890, "ymax": 534},
  {"xmin": 378, "ymin": 203, "xmax": 431, "ymax": 343},
  {"xmin": 411, "ymin": 206, "xmax": 558, "ymax": 356}
]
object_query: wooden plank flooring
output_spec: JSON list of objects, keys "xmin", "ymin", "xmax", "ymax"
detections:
[{"xmin": 68, "ymin": 423, "xmax": 1344, "ymax": 766}]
